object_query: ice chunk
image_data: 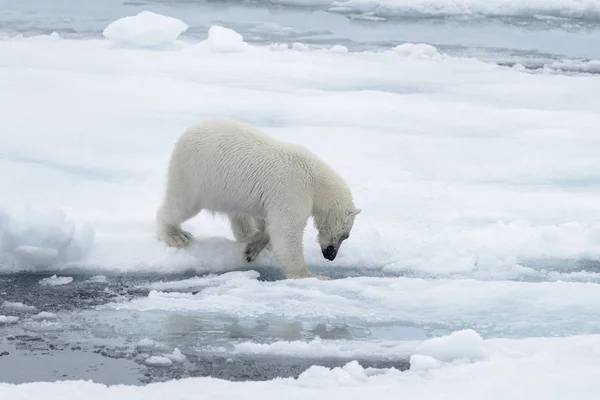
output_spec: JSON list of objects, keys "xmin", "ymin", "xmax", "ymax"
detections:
[
  {"xmin": 31, "ymin": 311, "xmax": 58, "ymax": 320},
  {"xmin": 0, "ymin": 315, "xmax": 19, "ymax": 324},
  {"xmin": 167, "ymin": 348, "xmax": 187, "ymax": 363},
  {"xmin": 204, "ymin": 26, "xmax": 248, "ymax": 53},
  {"xmin": 145, "ymin": 356, "xmax": 173, "ymax": 367},
  {"xmin": 136, "ymin": 338, "xmax": 167, "ymax": 351},
  {"xmin": 21, "ymin": 320, "xmax": 63, "ymax": 332},
  {"xmin": 232, "ymin": 338, "xmax": 414, "ymax": 360},
  {"xmin": 1, "ymin": 301, "xmax": 36, "ymax": 313},
  {"xmin": 103, "ymin": 11, "xmax": 188, "ymax": 47},
  {"xmin": 39, "ymin": 275, "xmax": 73, "ymax": 286}
]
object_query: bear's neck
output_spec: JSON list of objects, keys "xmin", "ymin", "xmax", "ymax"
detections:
[{"xmin": 311, "ymin": 163, "xmax": 352, "ymax": 217}]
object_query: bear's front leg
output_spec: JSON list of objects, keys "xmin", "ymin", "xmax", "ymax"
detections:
[{"xmin": 266, "ymin": 213, "xmax": 331, "ymax": 280}]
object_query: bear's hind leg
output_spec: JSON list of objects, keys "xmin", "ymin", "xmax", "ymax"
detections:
[
  {"xmin": 228, "ymin": 215, "xmax": 256, "ymax": 243},
  {"xmin": 243, "ymin": 218, "xmax": 270, "ymax": 263}
]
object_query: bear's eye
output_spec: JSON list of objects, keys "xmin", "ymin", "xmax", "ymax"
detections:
[{"xmin": 341, "ymin": 234, "xmax": 349, "ymax": 240}]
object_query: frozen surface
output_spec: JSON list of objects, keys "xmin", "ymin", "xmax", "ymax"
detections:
[
  {"xmin": 2, "ymin": 334, "xmax": 600, "ymax": 398},
  {"xmin": 327, "ymin": 0, "xmax": 600, "ymax": 19},
  {"xmin": 1, "ymin": 4, "xmax": 600, "ymax": 393},
  {"xmin": 105, "ymin": 270, "xmax": 600, "ymax": 338},
  {"xmin": 1, "ymin": 29, "xmax": 600, "ymax": 278},
  {"xmin": 2, "ymin": 0, "xmax": 600, "ymax": 60},
  {"xmin": 102, "ymin": 10, "xmax": 188, "ymax": 47}
]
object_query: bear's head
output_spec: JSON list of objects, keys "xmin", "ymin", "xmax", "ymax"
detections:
[{"xmin": 315, "ymin": 207, "xmax": 361, "ymax": 261}]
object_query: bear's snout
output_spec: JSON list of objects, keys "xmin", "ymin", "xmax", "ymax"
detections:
[{"xmin": 322, "ymin": 245, "xmax": 337, "ymax": 261}]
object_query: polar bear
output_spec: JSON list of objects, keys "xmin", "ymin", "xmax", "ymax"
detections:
[{"xmin": 156, "ymin": 118, "xmax": 361, "ymax": 280}]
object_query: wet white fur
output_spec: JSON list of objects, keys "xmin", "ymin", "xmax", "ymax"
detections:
[{"xmin": 156, "ymin": 118, "xmax": 360, "ymax": 279}]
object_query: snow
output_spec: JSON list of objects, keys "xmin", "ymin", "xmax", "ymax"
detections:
[
  {"xmin": 409, "ymin": 354, "xmax": 443, "ymax": 371},
  {"xmin": 203, "ymin": 25, "xmax": 249, "ymax": 53},
  {"xmin": 0, "ymin": 208, "xmax": 94, "ymax": 272},
  {"xmin": 292, "ymin": 42, "xmax": 310, "ymax": 51},
  {"xmin": 330, "ymin": 45, "xmax": 349, "ymax": 54},
  {"xmin": 39, "ymin": 275, "xmax": 73, "ymax": 286},
  {"xmin": 2, "ymin": 334, "xmax": 600, "ymax": 398},
  {"xmin": 393, "ymin": 43, "xmax": 441, "ymax": 59},
  {"xmin": 269, "ymin": 43, "xmax": 289, "ymax": 52},
  {"xmin": 1, "ymin": 27, "xmax": 599, "ymax": 279},
  {"xmin": 102, "ymin": 11, "xmax": 188, "ymax": 47}
]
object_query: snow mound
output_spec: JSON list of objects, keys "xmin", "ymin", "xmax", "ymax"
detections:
[
  {"xmin": 414, "ymin": 329, "xmax": 488, "ymax": 363},
  {"xmin": 0, "ymin": 207, "xmax": 94, "ymax": 272},
  {"xmin": 145, "ymin": 356, "xmax": 173, "ymax": 367},
  {"xmin": 103, "ymin": 11, "xmax": 188, "ymax": 47},
  {"xmin": 39, "ymin": 275, "xmax": 73, "ymax": 286},
  {"xmin": 330, "ymin": 45, "xmax": 349, "ymax": 54},
  {"xmin": 393, "ymin": 43, "xmax": 441, "ymax": 59},
  {"xmin": 0, "ymin": 315, "xmax": 19, "ymax": 324},
  {"xmin": 409, "ymin": 354, "xmax": 444, "ymax": 371},
  {"xmin": 204, "ymin": 26, "xmax": 248, "ymax": 53},
  {"xmin": 296, "ymin": 361, "xmax": 369, "ymax": 388},
  {"xmin": 292, "ymin": 42, "xmax": 310, "ymax": 52}
]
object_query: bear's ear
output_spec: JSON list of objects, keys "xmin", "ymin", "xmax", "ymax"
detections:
[{"xmin": 350, "ymin": 208, "xmax": 361, "ymax": 216}]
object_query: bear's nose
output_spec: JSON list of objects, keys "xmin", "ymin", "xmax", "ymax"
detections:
[{"xmin": 322, "ymin": 245, "xmax": 337, "ymax": 261}]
